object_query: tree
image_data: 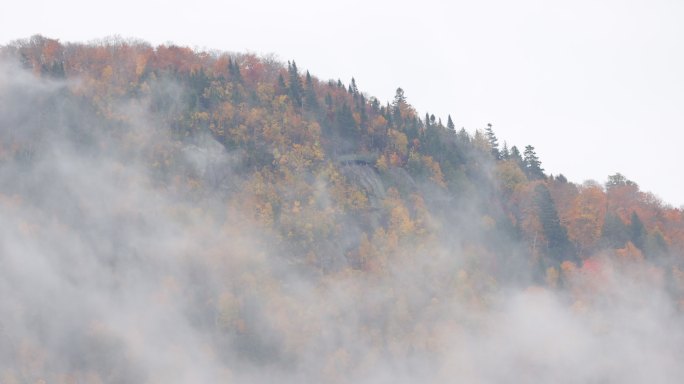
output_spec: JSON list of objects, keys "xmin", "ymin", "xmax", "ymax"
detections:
[
  {"xmin": 629, "ymin": 211, "xmax": 646, "ymax": 250},
  {"xmin": 288, "ymin": 60, "xmax": 303, "ymax": 107},
  {"xmin": 606, "ymin": 173, "xmax": 638, "ymax": 190},
  {"xmin": 510, "ymin": 145, "xmax": 524, "ymax": 168},
  {"xmin": 393, "ymin": 87, "xmax": 407, "ymax": 107},
  {"xmin": 601, "ymin": 212, "xmax": 629, "ymax": 249},
  {"xmin": 457, "ymin": 128, "xmax": 470, "ymax": 144},
  {"xmin": 535, "ymin": 184, "xmax": 575, "ymax": 264},
  {"xmin": 304, "ymin": 70, "xmax": 318, "ymax": 110},
  {"xmin": 523, "ymin": 145, "xmax": 545, "ymax": 179},
  {"xmin": 500, "ymin": 141, "xmax": 510, "ymax": 160},
  {"xmin": 485, "ymin": 123, "xmax": 500, "ymax": 160},
  {"xmin": 350, "ymin": 77, "xmax": 358, "ymax": 95},
  {"xmin": 277, "ymin": 73, "xmax": 287, "ymax": 94},
  {"xmin": 447, "ymin": 115, "xmax": 455, "ymax": 132}
]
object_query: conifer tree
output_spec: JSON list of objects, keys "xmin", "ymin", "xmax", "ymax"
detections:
[
  {"xmin": 629, "ymin": 212, "xmax": 646, "ymax": 250},
  {"xmin": 501, "ymin": 141, "xmax": 510, "ymax": 160},
  {"xmin": 457, "ymin": 127, "xmax": 470, "ymax": 143},
  {"xmin": 485, "ymin": 123, "xmax": 500, "ymax": 160},
  {"xmin": 350, "ymin": 77, "xmax": 358, "ymax": 95},
  {"xmin": 288, "ymin": 61, "xmax": 303, "ymax": 107},
  {"xmin": 524, "ymin": 145, "xmax": 545, "ymax": 179},
  {"xmin": 277, "ymin": 74, "xmax": 287, "ymax": 94},
  {"xmin": 447, "ymin": 115, "xmax": 455, "ymax": 131},
  {"xmin": 305, "ymin": 70, "xmax": 318, "ymax": 110},
  {"xmin": 508, "ymin": 145, "xmax": 522, "ymax": 165},
  {"xmin": 535, "ymin": 184, "xmax": 575, "ymax": 264}
]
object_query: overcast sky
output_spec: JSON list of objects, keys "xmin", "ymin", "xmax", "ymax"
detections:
[{"xmin": 2, "ymin": 0, "xmax": 683, "ymax": 206}]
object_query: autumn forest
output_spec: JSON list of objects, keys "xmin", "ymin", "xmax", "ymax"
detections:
[{"xmin": 0, "ymin": 36, "xmax": 683, "ymax": 383}]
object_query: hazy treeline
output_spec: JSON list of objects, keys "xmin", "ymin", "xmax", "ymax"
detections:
[{"xmin": 0, "ymin": 36, "xmax": 683, "ymax": 383}]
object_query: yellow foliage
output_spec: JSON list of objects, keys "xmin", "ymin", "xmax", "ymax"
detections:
[
  {"xmin": 375, "ymin": 154, "xmax": 388, "ymax": 172},
  {"xmin": 615, "ymin": 241, "xmax": 644, "ymax": 262},
  {"xmin": 387, "ymin": 129, "xmax": 408, "ymax": 156},
  {"xmin": 546, "ymin": 267, "xmax": 559, "ymax": 288},
  {"xmin": 496, "ymin": 160, "xmax": 527, "ymax": 194}
]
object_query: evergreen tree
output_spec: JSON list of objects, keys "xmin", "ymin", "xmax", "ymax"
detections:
[
  {"xmin": 288, "ymin": 61, "xmax": 303, "ymax": 107},
  {"xmin": 629, "ymin": 212, "xmax": 646, "ymax": 250},
  {"xmin": 228, "ymin": 58, "xmax": 241, "ymax": 81},
  {"xmin": 601, "ymin": 212, "xmax": 629, "ymax": 249},
  {"xmin": 645, "ymin": 229, "xmax": 668, "ymax": 258},
  {"xmin": 508, "ymin": 145, "xmax": 523, "ymax": 168},
  {"xmin": 304, "ymin": 70, "xmax": 318, "ymax": 110},
  {"xmin": 393, "ymin": 87, "xmax": 407, "ymax": 106},
  {"xmin": 523, "ymin": 145, "xmax": 545, "ymax": 179},
  {"xmin": 501, "ymin": 141, "xmax": 510, "ymax": 160},
  {"xmin": 485, "ymin": 123, "xmax": 500, "ymax": 160},
  {"xmin": 277, "ymin": 74, "xmax": 287, "ymax": 94},
  {"xmin": 350, "ymin": 77, "xmax": 358, "ymax": 95},
  {"xmin": 370, "ymin": 97, "xmax": 380, "ymax": 113},
  {"xmin": 447, "ymin": 115, "xmax": 455, "ymax": 132},
  {"xmin": 535, "ymin": 184, "xmax": 575, "ymax": 264},
  {"xmin": 457, "ymin": 128, "xmax": 470, "ymax": 144}
]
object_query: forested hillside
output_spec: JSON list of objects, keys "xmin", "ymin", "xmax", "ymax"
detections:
[{"xmin": 1, "ymin": 35, "xmax": 683, "ymax": 383}]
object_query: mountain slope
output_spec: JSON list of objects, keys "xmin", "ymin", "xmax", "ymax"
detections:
[{"xmin": 0, "ymin": 35, "xmax": 683, "ymax": 382}]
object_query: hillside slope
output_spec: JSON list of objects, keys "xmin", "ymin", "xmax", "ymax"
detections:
[{"xmin": 0, "ymin": 36, "xmax": 683, "ymax": 383}]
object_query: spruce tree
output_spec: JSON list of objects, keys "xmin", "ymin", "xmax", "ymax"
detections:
[
  {"xmin": 305, "ymin": 70, "xmax": 318, "ymax": 110},
  {"xmin": 457, "ymin": 128, "xmax": 470, "ymax": 143},
  {"xmin": 501, "ymin": 141, "xmax": 510, "ymax": 160},
  {"xmin": 485, "ymin": 123, "xmax": 500, "ymax": 160},
  {"xmin": 447, "ymin": 115, "xmax": 456, "ymax": 132},
  {"xmin": 629, "ymin": 212, "xmax": 646, "ymax": 250},
  {"xmin": 288, "ymin": 61, "xmax": 303, "ymax": 107},
  {"xmin": 510, "ymin": 146, "xmax": 524, "ymax": 168},
  {"xmin": 277, "ymin": 74, "xmax": 287, "ymax": 94},
  {"xmin": 350, "ymin": 77, "xmax": 358, "ymax": 95},
  {"xmin": 535, "ymin": 184, "xmax": 575, "ymax": 264},
  {"xmin": 524, "ymin": 145, "xmax": 545, "ymax": 179}
]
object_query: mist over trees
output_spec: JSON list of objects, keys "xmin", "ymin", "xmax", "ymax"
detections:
[{"xmin": 1, "ymin": 35, "xmax": 684, "ymax": 382}]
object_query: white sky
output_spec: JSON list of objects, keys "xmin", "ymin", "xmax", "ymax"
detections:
[{"xmin": 2, "ymin": 0, "xmax": 683, "ymax": 206}]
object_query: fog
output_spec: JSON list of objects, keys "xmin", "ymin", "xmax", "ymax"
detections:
[{"xmin": 0, "ymin": 59, "xmax": 682, "ymax": 383}]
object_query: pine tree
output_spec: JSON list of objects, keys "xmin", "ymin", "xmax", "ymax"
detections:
[
  {"xmin": 393, "ymin": 87, "xmax": 407, "ymax": 106},
  {"xmin": 457, "ymin": 128, "xmax": 470, "ymax": 143},
  {"xmin": 228, "ymin": 58, "xmax": 241, "ymax": 81},
  {"xmin": 535, "ymin": 184, "xmax": 575, "ymax": 264},
  {"xmin": 510, "ymin": 146, "xmax": 524, "ymax": 168},
  {"xmin": 304, "ymin": 70, "xmax": 318, "ymax": 110},
  {"xmin": 501, "ymin": 141, "xmax": 510, "ymax": 159},
  {"xmin": 485, "ymin": 123, "xmax": 500, "ymax": 160},
  {"xmin": 523, "ymin": 145, "xmax": 545, "ymax": 179},
  {"xmin": 629, "ymin": 212, "xmax": 646, "ymax": 250},
  {"xmin": 447, "ymin": 115, "xmax": 455, "ymax": 132},
  {"xmin": 277, "ymin": 73, "xmax": 287, "ymax": 95},
  {"xmin": 288, "ymin": 61, "xmax": 303, "ymax": 107},
  {"xmin": 350, "ymin": 77, "xmax": 358, "ymax": 95}
]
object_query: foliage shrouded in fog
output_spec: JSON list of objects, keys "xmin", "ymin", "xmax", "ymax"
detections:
[{"xmin": 1, "ymin": 35, "xmax": 684, "ymax": 383}]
